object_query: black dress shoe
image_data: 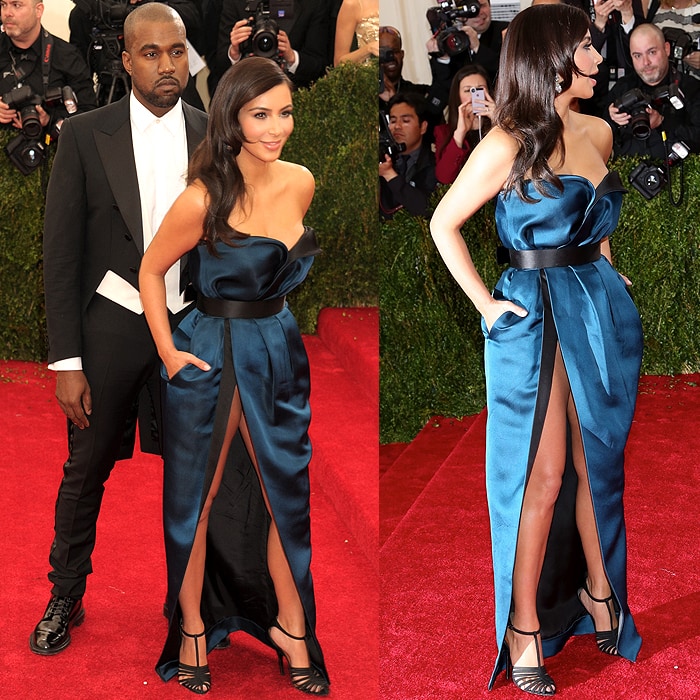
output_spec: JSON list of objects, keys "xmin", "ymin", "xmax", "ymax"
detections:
[{"xmin": 29, "ymin": 595, "xmax": 85, "ymax": 655}]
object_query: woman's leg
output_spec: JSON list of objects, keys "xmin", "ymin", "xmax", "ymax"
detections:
[
  {"xmin": 178, "ymin": 388, "xmax": 245, "ymax": 670},
  {"xmin": 237, "ymin": 416, "xmax": 314, "ymax": 670},
  {"xmin": 568, "ymin": 399, "xmax": 617, "ymax": 634},
  {"xmin": 507, "ymin": 345, "xmax": 570, "ymax": 670}
]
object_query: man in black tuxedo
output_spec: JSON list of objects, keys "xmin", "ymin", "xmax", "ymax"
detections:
[
  {"xmin": 30, "ymin": 3, "xmax": 207, "ymax": 656},
  {"xmin": 207, "ymin": 0, "xmax": 329, "ymax": 96}
]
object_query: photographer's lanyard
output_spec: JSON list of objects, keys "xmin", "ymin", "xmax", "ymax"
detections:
[
  {"xmin": 41, "ymin": 29, "xmax": 54, "ymax": 97},
  {"xmin": 7, "ymin": 29, "xmax": 54, "ymax": 96}
]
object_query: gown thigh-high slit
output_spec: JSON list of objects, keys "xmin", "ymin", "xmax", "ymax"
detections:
[
  {"xmin": 485, "ymin": 173, "xmax": 643, "ymax": 688},
  {"xmin": 156, "ymin": 227, "xmax": 328, "ymax": 684}
]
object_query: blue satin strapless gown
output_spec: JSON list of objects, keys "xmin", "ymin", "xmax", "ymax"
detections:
[
  {"xmin": 155, "ymin": 227, "xmax": 328, "ymax": 684},
  {"xmin": 484, "ymin": 173, "xmax": 643, "ymax": 687}
]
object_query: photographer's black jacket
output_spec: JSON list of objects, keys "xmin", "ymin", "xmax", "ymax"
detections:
[
  {"xmin": 208, "ymin": 0, "xmax": 330, "ymax": 95},
  {"xmin": 605, "ymin": 68, "xmax": 700, "ymax": 159},
  {"xmin": 380, "ymin": 143, "xmax": 437, "ymax": 220},
  {"xmin": 0, "ymin": 29, "xmax": 97, "ymax": 130}
]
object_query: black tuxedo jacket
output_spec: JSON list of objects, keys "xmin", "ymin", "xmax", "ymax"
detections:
[{"xmin": 43, "ymin": 96, "xmax": 208, "ymax": 364}]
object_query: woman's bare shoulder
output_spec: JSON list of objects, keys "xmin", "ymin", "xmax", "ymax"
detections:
[
  {"xmin": 278, "ymin": 160, "xmax": 315, "ymax": 195},
  {"xmin": 575, "ymin": 112, "xmax": 613, "ymax": 160}
]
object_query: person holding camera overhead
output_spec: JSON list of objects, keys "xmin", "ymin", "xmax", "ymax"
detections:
[
  {"xmin": 206, "ymin": 0, "xmax": 329, "ymax": 97},
  {"xmin": 0, "ymin": 0, "xmax": 96, "ymax": 172},
  {"xmin": 606, "ymin": 22, "xmax": 700, "ymax": 159},
  {"xmin": 429, "ymin": 0, "xmax": 508, "ymax": 88}
]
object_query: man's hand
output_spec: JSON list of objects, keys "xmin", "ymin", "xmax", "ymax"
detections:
[
  {"xmin": 55, "ymin": 370, "xmax": 92, "ymax": 429},
  {"xmin": 684, "ymin": 51, "xmax": 700, "ymax": 71},
  {"xmin": 0, "ymin": 98, "xmax": 18, "ymax": 126},
  {"xmin": 593, "ymin": 0, "xmax": 616, "ymax": 31},
  {"xmin": 229, "ymin": 18, "xmax": 253, "ymax": 62},
  {"xmin": 277, "ymin": 30, "xmax": 295, "ymax": 65},
  {"xmin": 608, "ymin": 102, "xmax": 631, "ymax": 127},
  {"xmin": 379, "ymin": 154, "xmax": 398, "ymax": 181}
]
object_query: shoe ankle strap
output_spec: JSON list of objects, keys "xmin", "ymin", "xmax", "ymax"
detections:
[
  {"xmin": 507, "ymin": 621, "xmax": 541, "ymax": 638},
  {"xmin": 180, "ymin": 622, "xmax": 206, "ymax": 639},
  {"xmin": 583, "ymin": 581, "xmax": 614, "ymax": 604},
  {"xmin": 273, "ymin": 618, "xmax": 307, "ymax": 641}
]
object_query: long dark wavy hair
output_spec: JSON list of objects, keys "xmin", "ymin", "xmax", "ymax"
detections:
[
  {"xmin": 494, "ymin": 4, "xmax": 591, "ymax": 201},
  {"xmin": 437, "ymin": 63, "xmax": 492, "ymax": 159},
  {"xmin": 188, "ymin": 57, "xmax": 293, "ymax": 249}
]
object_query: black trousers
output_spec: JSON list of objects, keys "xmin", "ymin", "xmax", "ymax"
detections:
[{"xmin": 48, "ymin": 296, "xmax": 188, "ymax": 598}]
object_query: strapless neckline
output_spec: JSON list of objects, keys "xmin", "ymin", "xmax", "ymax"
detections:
[{"xmin": 241, "ymin": 225, "xmax": 313, "ymax": 252}]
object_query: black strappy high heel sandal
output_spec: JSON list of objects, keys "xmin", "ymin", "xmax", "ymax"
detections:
[
  {"xmin": 578, "ymin": 581, "xmax": 620, "ymax": 656},
  {"xmin": 504, "ymin": 622, "xmax": 556, "ymax": 696},
  {"xmin": 179, "ymin": 624, "xmax": 211, "ymax": 695},
  {"xmin": 268, "ymin": 618, "xmax": 329, "ymax": 696}
]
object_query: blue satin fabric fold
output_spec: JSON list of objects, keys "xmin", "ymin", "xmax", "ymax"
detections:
[
  {"xmin": 485, "ymin": 174, "xmax": 643, "ymax": 687},
  {"xmin": 155, "ymin": 228, "xmax": 327, "ymax": 682}
]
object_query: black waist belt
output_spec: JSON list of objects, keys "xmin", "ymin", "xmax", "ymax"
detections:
[
  {"xmin": 196, "ymin": 295, "xmax": 286, "ymax": 318},
  {"xmin": 499, "ymin": 242, "xmax": 601, "ymax": 269}
]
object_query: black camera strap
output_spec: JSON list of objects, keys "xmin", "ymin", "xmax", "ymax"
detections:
[{"xmin": 41, "ymin": 29, "xmax": 54, "ymax": 98}]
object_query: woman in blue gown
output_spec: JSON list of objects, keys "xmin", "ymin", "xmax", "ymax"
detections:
[
  {"xmin": 431, "ymin": 5, "xmax": 642, "ymax": 696},
  {"xmin": 139, "ymin": 58, "xmax": 329, "ymax": 696}
]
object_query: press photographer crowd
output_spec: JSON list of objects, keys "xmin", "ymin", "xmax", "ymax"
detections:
[
  {"xmin": 0, "ymin": 0, "xmax": 346, "ymax": 176},
  {"xmin": 379, "ymin": 0, "xmax": 700, "ymax": 218}
]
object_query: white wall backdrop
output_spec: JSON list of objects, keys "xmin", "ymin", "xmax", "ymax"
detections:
[{"xmin": 42, "ymin": 0, "xmax": 73, "ymax": 41}]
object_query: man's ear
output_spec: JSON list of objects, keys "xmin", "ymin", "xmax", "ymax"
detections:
[{"xmin": 419, "ymin": 120, "xmax": 428, "ymax": 136}]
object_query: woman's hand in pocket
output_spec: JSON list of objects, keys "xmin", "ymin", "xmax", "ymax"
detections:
[
  {"xmin": 163, "ymin": 350, "xmax": 211, "ymax": 381},
  {"xmin": 482, "ymin": 298, "xmax": 528, "ymax": 333}
]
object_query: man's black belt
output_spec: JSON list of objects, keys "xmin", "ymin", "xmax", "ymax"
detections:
[
  {"xmin": 196, "ymin": 295, "xmax": 286, "ymax": 318},
  {"xmin": 498, "ymin": 242, "xmax": 601, "ymax": 269}
]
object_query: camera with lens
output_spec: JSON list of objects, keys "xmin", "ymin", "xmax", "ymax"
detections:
[
  {"xmin": 628, "ymin": 161, "xmax": 666, "ymax": 199},
  {"xmin": 628, "ymin": 139, "xmax": 689, "ymax": 200},
  {"xmin": 426, "ymin": 1, "xmax": 481, "ymax": 58},
  {"xmin": 2, "ymin": 84, "xmax": 78, "ymax": 175},
  {"xmin": 379, "ymin": 112, "xmax": 406, "ymax": 162},
  {"xmin": 379, "ymin": 46, "xmax": 397, "ymax": 64},
  {"xmin": 2, "ymin": 85, "xmax": 43, "ymax": 139},
  {"xmin": 614, "ymin": 83, "xmax": 685, "ymax": 140},
  {"xmin": 240, "ymin": 1, "xmax": 281, "ymax": 62},
  {"xmin": 663, "ymin": 27, "xmax": 700, "ymax": 69}
]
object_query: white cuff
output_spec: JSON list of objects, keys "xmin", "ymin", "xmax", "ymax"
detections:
[{"xmin": 48, "ymin": 357, "xmax": 83, "ymax": 371}]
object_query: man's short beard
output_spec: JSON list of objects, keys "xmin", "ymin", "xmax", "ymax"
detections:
[{"xmin": 143, "ymin": 90, "xmax": 182, "ymax": 109}]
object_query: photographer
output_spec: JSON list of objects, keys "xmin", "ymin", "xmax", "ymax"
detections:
[
  {"xmin": 428, "ymin": 0, "xmax": 508, "ymax": 87},
  {"xmin": 606, "ymin": 23, "xmax": 700, "ymax": 158},
  {"xmin": 209, "ymin": 0, "xmax": 329, "ymax": 96},
  {"xmin": 0, "ymin": 0, "xmax": 96, "ymax": 142},
  {"xmin": 379, "ymin": 92, "xmax": 437, "ymax": 220}
]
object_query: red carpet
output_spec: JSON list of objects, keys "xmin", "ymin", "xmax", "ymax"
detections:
[
  {"xmin": 0, "ymin": 307, "xmax": 377, "ymax": 699},
  {"xmin": 381, "ymin": 375, "xmax": 700, "ymax": 700}
]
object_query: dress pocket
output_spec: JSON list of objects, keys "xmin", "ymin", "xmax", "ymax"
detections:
[{"xmin": 481, "ymin": 310, "xmax": 523, "ymax": 341}]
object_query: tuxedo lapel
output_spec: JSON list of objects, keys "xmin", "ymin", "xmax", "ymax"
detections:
[{"xmin": 94, "ymin": 99, "xmax": 144, "ymax": 254}]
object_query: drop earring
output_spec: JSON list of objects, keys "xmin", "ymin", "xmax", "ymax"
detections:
[{"xmin": 555, "ymin": 75, "xmax": 563, "ymax": 94}]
